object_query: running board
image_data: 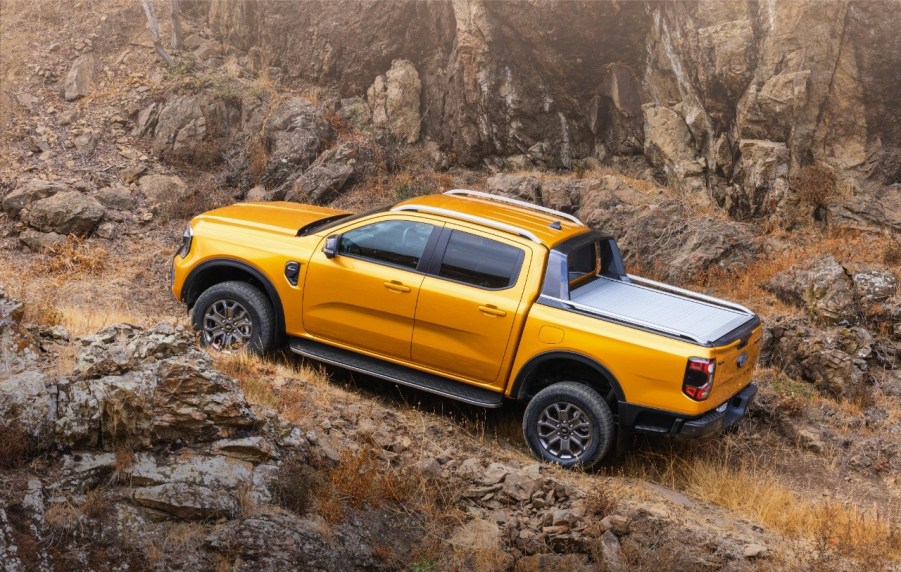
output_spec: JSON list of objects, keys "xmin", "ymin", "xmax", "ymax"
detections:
[{"xmin": 289, "ymin": 337, "xmax": 504, "ymax": 408}]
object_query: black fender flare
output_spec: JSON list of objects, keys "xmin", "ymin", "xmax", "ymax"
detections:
[
  {"xmin": 182, "ymin": 258, "xmax": 286, "ymax": 336},
  {"xmin": 511, "ymin": 350, "xmax": 626, "ymax": 403}
]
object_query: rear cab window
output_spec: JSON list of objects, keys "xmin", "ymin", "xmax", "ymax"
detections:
[{"xmin": 435, "ymin": 230, "xmax": 525, "ymax": 289}]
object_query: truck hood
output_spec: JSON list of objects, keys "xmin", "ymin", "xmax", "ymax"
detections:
[{"xmin": 195, "ymin": 202, "xmax": 349, "ymax": 236}]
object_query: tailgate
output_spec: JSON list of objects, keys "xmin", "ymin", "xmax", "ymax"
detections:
[{"xmin": 708, "ymin": 325, "xmax": 763, "ymax": 406}]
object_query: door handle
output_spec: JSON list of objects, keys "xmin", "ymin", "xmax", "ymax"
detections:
[
  {"xmin": 384, "ymin": 280, "xmax": 411, "ymax": 293},
  {"xmin": 478, "ymin": 304, "xmax": 507, "ymax": 317}
]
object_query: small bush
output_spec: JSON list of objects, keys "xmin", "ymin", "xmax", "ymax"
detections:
[
  {"xmin": 791, "ymin": 163, "xmax": 836, "ymax": 209},
  {"xmin": 0, "ymin": 423, "xmax": 31, "ymax": 469},
  {"xmin": 269, "ymin": 456, "xmax": 317, "ymax": 516}
]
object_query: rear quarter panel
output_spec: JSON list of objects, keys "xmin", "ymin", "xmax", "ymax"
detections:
[{"xmin": 509, "ymin": 303, "xmax": 753, "ymax": 416}]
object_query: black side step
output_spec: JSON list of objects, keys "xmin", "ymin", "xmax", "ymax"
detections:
[{"xmin": 289, "ymin": 337, "xmax": 504, "ymax": 408}]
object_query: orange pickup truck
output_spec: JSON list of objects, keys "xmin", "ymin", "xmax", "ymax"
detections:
[{"xmin": 170, "ymin": 190, "xmax": 761, "ymax": 468}]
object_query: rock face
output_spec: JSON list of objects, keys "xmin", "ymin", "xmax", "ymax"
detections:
[
  {"xmin": 489, "ymin": 174, "xmax": 758, "ymax": 283},
  {"xmin": 205, "ymin": 0, "xmax": 901, "ymax": 228},
  {"xmin": 284, "ymin": 141, "xmax": 357, "ymax": 203},
  {"xmin": 256, "ymin": 98, "xmax": 332, "ymax": 191},
  {"xmin": 767, "ymin": 255, "xmax": 857, "ymax": 325},
  {"xmin": 2, "ymin": 179, "xmax": 66, "ymax": 217},
  {"xmin": 367, "ymin": 59, "xmax": 422, "ymax": 143},
  {"xmin": 138, "ymin": 95, "xmax": 242, "ymax": 164}
]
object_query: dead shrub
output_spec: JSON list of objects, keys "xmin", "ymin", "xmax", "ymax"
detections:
[
  {"xmin": 248, "ymin": 136, "xmax": 269, "ymax": 177},
  {"xmin": 882, "ymin": 241, "xmax": 901, "ymax": 266},
  {"xmin": 791, "ymin": 163, "xmax": 836, "ymax": 209},
  {"xmin": 45, "ymin": 235, "xmax": 107, "ymax": 277},
  {"xmin": 0, "ymin": 422, "xmax": 32, "ymax": 469}
]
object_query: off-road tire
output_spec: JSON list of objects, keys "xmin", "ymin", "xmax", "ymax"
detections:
[
  {"xmin": 192, "ymin": 281, "xmax": 275, "ymax": 354},
  {"xmin": 523, "ymin": 382, "xmax": 615, "ymax": 469}
]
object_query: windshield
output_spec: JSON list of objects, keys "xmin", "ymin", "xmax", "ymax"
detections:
[{"xmin": 297, "ymin": 204, "xmax": 391, "ymax": 236}]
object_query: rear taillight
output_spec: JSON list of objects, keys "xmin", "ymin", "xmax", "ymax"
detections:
[{"xmin": 683, "ymin": 357, "xmax": 715, "ymax": 401}]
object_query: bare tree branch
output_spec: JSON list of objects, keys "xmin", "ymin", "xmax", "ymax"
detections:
[
  {"xmin": 170, "ymin": 0, "xmax": 183, "ymax": 51},
  {"xmin": 141, "ymin": 0, "xmax": 175, "ymax": 67}
]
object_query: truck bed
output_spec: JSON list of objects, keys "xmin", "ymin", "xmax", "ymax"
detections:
[{"xmin": 569, "ymin": 275, "xmax": 755, "ymax": 346}]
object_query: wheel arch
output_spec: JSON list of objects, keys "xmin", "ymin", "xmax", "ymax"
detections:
[
  {"xmin": 182, "ymin": 258, "xmax": 285, "ymax": 337},
  {"xmin": 511, "ymin": 351, "xmax": 625, "ymax": 407}
]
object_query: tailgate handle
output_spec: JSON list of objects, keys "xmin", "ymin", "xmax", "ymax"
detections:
[
  {"xmin": 383, "ymin": 280, "xmax": 411, "ymax": 293},
  {"xmin": 478, "ymin": 305, "xmax": 506, "ymax": 317}
]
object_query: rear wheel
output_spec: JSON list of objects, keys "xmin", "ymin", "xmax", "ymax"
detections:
[
  {"xmin": 522, "ymin": 382, "xmax": 614, "ymax": 469},
  {"xmin": 192, "ymin": 281, "xmax": 275, "ymax": 354}
]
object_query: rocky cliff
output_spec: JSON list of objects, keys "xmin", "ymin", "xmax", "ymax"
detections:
[{"xmin": 207, "ymin": 0, "xmax": 901, "ymax": 223}]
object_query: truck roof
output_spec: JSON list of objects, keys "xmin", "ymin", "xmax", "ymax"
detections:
[{"xmin": 394, "ymin": 190, "xmax": 589, "ymax": 248}]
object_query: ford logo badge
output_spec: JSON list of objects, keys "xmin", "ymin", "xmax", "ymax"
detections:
[{"xmin": 736, "ymin": 352, "xmax": 749, "ymax": 368}]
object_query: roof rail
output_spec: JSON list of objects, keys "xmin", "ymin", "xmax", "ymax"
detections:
[
  {"xmin": 444, "ymin": 189, "xmax": 585, "ymax": 226},
  {"xmin": 391, "ymin": 204, "xmax": 541, "ymax": 243}
]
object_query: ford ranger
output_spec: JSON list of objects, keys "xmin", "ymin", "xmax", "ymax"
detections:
[{"xmin": 170, "ymin": 189, "xmax": 761, "ymax": 468}]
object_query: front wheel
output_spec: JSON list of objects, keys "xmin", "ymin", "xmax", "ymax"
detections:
[
  {"xmin": 191, "ymin": 281, "xmax": 275, "ymax": 354},
  {"xmin": 522, "ymin": 382, "xmax": 615, "ymax": 469}
]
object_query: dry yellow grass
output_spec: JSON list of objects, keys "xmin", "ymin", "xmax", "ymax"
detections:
[{"xmin": 620, "ymin": 441, "xmax": 901, "ymax": 563}]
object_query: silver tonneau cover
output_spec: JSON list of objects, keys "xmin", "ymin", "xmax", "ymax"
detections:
[{"xmin": 565, "ymin": 274, "xmax": 756, "ymax": 346}]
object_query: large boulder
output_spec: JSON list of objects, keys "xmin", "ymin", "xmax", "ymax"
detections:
[
  {"xmin": 486, "ymin": 174, "xmax": 542, "ymax": 203},
  {"xmin": 138, "ymin": 174, "xmax": 190, "ymax": 206},
  {"xmin": 64, "ymin": 53, "xmax": 94, "ymax": 101},
  {"xmin": 766, "ymin": 255, "xmax": 857, "ymax": 325},
  {"xmin": 367, "ymin": 59, "xmax": 422, "ymax": 143},
  {"xmin": 642, "ymin": 105, "xmax": 704, "ymax": 193},
  {"xmin": 257, "ymin": 98, "xmax": 332, "ymax": 189},
  {"xmin": 133, "ymin": 483, "xmax": 238, "ymax": 520},
  {"xmin": 283, "ymin": 142, "xmax": 357, "ymax": 204},
  {"xmin": 149, "ymin": 95, "xmax": 241, "ymax": 163},
  {"xmin": 2, "ymin": 179, "xmax": 66, "ymax": 217},
  {"xmin": 579, "ymin": 176, "xmax": 758, "ymax": 282},
  {"xmin": 24, "ymin": 191, "xmax": 106, "ymax": 236}
]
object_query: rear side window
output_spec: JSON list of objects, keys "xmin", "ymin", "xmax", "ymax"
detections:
[
  {"xmin": 437, "ymin": 230, "xmax": 524, "ymax": 289},
  {"xmin": 339, "ymin": 220, "xmax": 435, "ymax": 270}
]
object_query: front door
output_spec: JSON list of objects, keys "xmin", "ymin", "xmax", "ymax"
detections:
[
  {"xmin": 412, "ymin": 228, "xmax": 529, "ymax": 385},
  {"xmin": 303, "ymin": 218, "xmax": 438, "ymax": 360}
]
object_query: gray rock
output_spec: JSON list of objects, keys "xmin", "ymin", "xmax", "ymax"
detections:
[
  {"xmin": 245, "ymin": 184, "xmax": 268, "ymax": 202},
  {"xmin": 599, "ymin": 530, "xmax": 625, "ymax": 572},
  {"xmin": 599, "ymin": 514, "xmax": 630, "ymax": 535},
  {"xmin": 64, "ymin": 53, "xmax": 94, "ymax": 100},
  {"xmin": 337, "ymin": 96, "xmax": 371, "ymax": 131},
  {"xmin": 150, "ymin": 95, "xmax": 240, "ymax": 163},
  {"xmin": 731, "ymin": 139, "xmax": 790, "ymax": 220},
  {"xmin": 767, "ymin": 255, "xmax": 857, "ymax": 325},
  {"xmin": 486, "ymin": 174, "xmax": 542, "ymax": 203},
  {"xmin": 138, "ymin": 174, "xmax": 189, "ymax": 205},
  {"xmin": 284, "ymin": 142, "xmax": 356, "ymax": 204},
  {"xmin": 73, "ymin": 132, "xmax": 97, "ymax": 155},
  {"xmin": 19, "ymin": 229, "xmax": 67, "ymax": 251},
  {"xmin": 24, "ymin": 191, "xmax": 106, "ymax": 236},
  {"xmin": 830, "ymin": 185, "xmax": 901, "ymax": 233},
  {"xmin": 853, "ymin": 269, "xmax": 898, "ymax": 307},
  {"xmin": 579, "ymin": 175, "xmax": 758, "ymax": 283},
  {"xmin": 96, "ymin": 186, "xmax": 137, "ymax": 211},
  {"xmin": 212, "ymin": 436, "xmax": 274, "ymax": 463},
  {"xmin": 743, "ymin": 543, "xmax": 768, "ymax": 559},
  {"xmin": 0, "ymin": 371, "xmax": 56, "ymax": 445},
  {"xmin": 503, "ymin": 472, "xmax": 541, "ymax": 502},
  {"xmin": 2, "ymin": 179, "xmax": 66, "ymax": 217},
  {"xmin": 367, "ymin": 59, "xmax": 422, "ymax": 143},
  {"xmin": 58, "ymin": 109, "xmax": 79, "ymax": 126},
  {"xmin": 258, "ymin": 97, "xmax": 331, "ymax": 189},
  {"xmin": 133, "ymin": 483, "xmax": 237, "ymax": 520},
  {"xmin": 643, "ymin": 105, "xmax": 704, "ymax": 193}
]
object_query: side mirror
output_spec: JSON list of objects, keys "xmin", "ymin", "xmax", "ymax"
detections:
[{"xmin": 323, "ymin": 234, "xmax": 339, "ymax": 259}]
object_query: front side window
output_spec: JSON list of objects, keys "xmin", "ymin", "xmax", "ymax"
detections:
[
  {"xmin": 437, "ymin": 230, "xmax": 524, "ymax": 289},
  {"xmin": 338, "ymin": 220, "xmax": 435, "ymax": 270}
]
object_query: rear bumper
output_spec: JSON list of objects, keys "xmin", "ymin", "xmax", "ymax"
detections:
[
  {"xmin": 618, "ymin": 383, "xmax": 758, "ymax": 438},
  {"xmin": 679, "ymin": 383, "xmax": 757, "ymax": 438}
]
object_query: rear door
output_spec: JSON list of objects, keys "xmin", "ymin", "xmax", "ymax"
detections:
[
  {"xmin": 412, "ymin": 227, "xmax": 530, "ymax": 387},
  {"xmin": 303, "ymin": 217, "xmax": 440, "ymax": 360}
]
